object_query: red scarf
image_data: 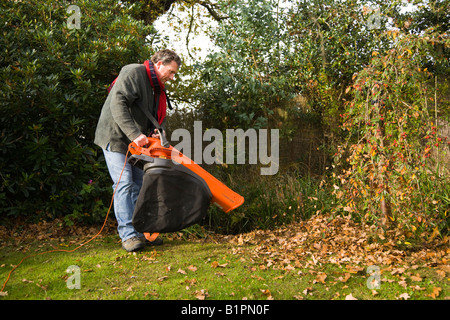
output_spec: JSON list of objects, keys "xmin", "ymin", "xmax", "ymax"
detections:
[{"xmin": 144, "ymin": 60, "xmax": 166, "ymax": 125}]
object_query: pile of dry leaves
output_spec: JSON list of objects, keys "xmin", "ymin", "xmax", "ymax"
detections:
[
  {"xmin": 2, "ymin": 214, "xmax": 448, "ymax": 270},
  {"xmin": 222, "ymin": 213, "xmax": 448, "ymax": 275},
  {"xmin": 1, "ymin": 213, "xmax": 448, "ymax": 274},
  {"xmin": 0, "ymin": 217, "xmax": 118, "ymax": 246},
  {"xmin": 216, "ymin": 214, "xmax": 448, "ymax": 299}
]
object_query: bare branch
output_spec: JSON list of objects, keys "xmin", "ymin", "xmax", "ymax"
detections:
[{"xmin": 197, "ymin": 1, "xmax": 229, "ymax": 21}]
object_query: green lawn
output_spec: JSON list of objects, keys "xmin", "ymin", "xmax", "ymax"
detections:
[{"xmin": 0, "ymin": 231, "xmax": 448, "ymax": 301}]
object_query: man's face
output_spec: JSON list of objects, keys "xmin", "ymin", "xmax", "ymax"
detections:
[{"xmin": 154, "ymin": 60, "xmax": 178, "ymax": 84}]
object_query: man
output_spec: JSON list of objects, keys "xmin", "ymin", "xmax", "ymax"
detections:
[{"xmin": 94, "ymin": 49, "xmax": 181, "ymax": 252}]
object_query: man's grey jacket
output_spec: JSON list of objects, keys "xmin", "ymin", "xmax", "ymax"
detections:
[{"xmin": 94, "ymin": 63, "xmax": 163, "ymax": 154}]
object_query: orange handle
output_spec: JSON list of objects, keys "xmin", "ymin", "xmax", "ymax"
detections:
[{"xmin": 144, "ymin": 232, "xmax": 160, "ymax": 242}]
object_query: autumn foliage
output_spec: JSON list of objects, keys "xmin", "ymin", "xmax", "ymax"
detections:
[{"xmin": 333, "ymin": 29, "xmax": 449, "ymax": 237}]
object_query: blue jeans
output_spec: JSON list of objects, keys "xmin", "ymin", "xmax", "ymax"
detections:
[{"xmin": 103, "ymin": 145, "xmax": 144, "ymax": 241}]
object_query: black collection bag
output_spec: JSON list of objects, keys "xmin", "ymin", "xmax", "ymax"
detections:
[{"xmin": 130, "ymin": 156, "xmax": 212, "ymax": 234}]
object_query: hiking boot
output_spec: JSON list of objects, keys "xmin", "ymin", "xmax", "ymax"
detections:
[{"xmin": 122, "ymin": 236, "xmax": 146, "ymax": 252}]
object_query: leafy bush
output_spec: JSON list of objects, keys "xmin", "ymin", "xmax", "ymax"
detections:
[
  {"xmin": 0, "ymin": 0, "xmax": 156, "ymax": 223},
  {"xmin": 201, "ymin": 165, "xmax": 331, "ymax": 234},
  {"xmin": 332, "ymin": 29, "xmax": 449, "ymax": 237}
]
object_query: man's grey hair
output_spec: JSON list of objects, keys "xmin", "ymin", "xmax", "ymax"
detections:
[{"xmin": 151, "ymin": 49, "xmax": 182, "ymax": 67}]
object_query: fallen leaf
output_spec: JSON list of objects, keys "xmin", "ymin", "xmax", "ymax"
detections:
[
  {"xmin": 302, "ymin": 287, "xmax": 313, "ymax": 296},
  {"xmin": 195, "ymin": 289, "xmax": 208, "ymax": 300},
  {"xmin": 435, "ymin": 270, "xmax": 445, "ymax": 279},
  {"xmin": 438, "ymin": 264, "xmax": 450, "ymax": 273},
  {"xmin": 196, "ymin": 293, "xmax": 206, "ymax": 300},
  {"xmin": 177, "ymin": 268, "xmax": 187, "ymax": 275},
  {"xmin": 345, "ymin": 293, "xmax": 358, "ymax": 300},
  {"xmin": 428, "ymin": 287, "xmax": 441, "ymax": 299},
  {"xmin": 284, "ymin": 264, "xmax": 295, "ymax": 271},
  {"xmin": 211, "ymin": 261, "xmax": 228, "ymax": 268},
  {"xmin": 35, "ymin": 283, "xmax": 48, "ymax": 291},
  {"xmin": 188, "ymin": 265, "xmax": 198, "ymax": 272},
  {"xmin": 144, "ymin": 290, "xmax": 158, "ymax": 297},
  {"xmin": 238, "ymin": 234, "xmax": 244, "ymax": 245},
  {"xmin": 411, "ymin": 285, "xmax": 425, "ymax": 291},
  {"xmin": 398, "ymin": 293, "xmax": 410, "ymax": 300},
  {"xmin": 338, "ymin": 273, "xmax": 351, "ymax": 283},
  {"xmin": 347, "ymin": 266, "xmax": 364, "ymax": 274},
  {"xmin": 261, "ymin": 289, "xmax": 273, "ymax": 300},
  {"xmin": 315, "ymin": 272, "xmax": 327, "ymax": 284},
  {"xmin": 261, "ymin": 289, "xmax": 271, "ymax": 296},
  {"xmin": 184, "ymin": 278, "xmax": 197, "ymax": 285},
  {"xmin": 410, "ymin": 274, "xmax": 422, "ymax": 282},
  {"xmin": 391, "ymin": 267, "xmax": 406, "ymax": 275},
  {"xmin": 398, "ymin": 280, "xmax": 407, "ymax": 289}
]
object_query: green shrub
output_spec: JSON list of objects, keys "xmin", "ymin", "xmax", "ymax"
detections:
[
  {"xmin": 0, "ymin": 0, "xmax": 155, "ymax": 222},
  {"xmin": 202, "ymin": 165, "xmax": 332, "ymax": 234}
]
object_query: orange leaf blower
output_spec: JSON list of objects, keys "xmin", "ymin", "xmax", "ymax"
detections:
[{"xmin": 128, "ymin": 137, "xmax": 244, "ymax": 241}]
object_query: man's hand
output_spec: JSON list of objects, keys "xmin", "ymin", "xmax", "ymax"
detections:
[
  {"xmin": 133, "ymin": 134, "xmax": 148, "ymax": 147},
  {"xmin": 151, "ymin": 129, "xmax": 166, "ymax": 139}
]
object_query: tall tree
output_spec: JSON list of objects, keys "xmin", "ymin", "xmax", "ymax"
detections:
[{"xmin": 195, "ymin": 0, "xmax": 295, "ymax": 130}]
